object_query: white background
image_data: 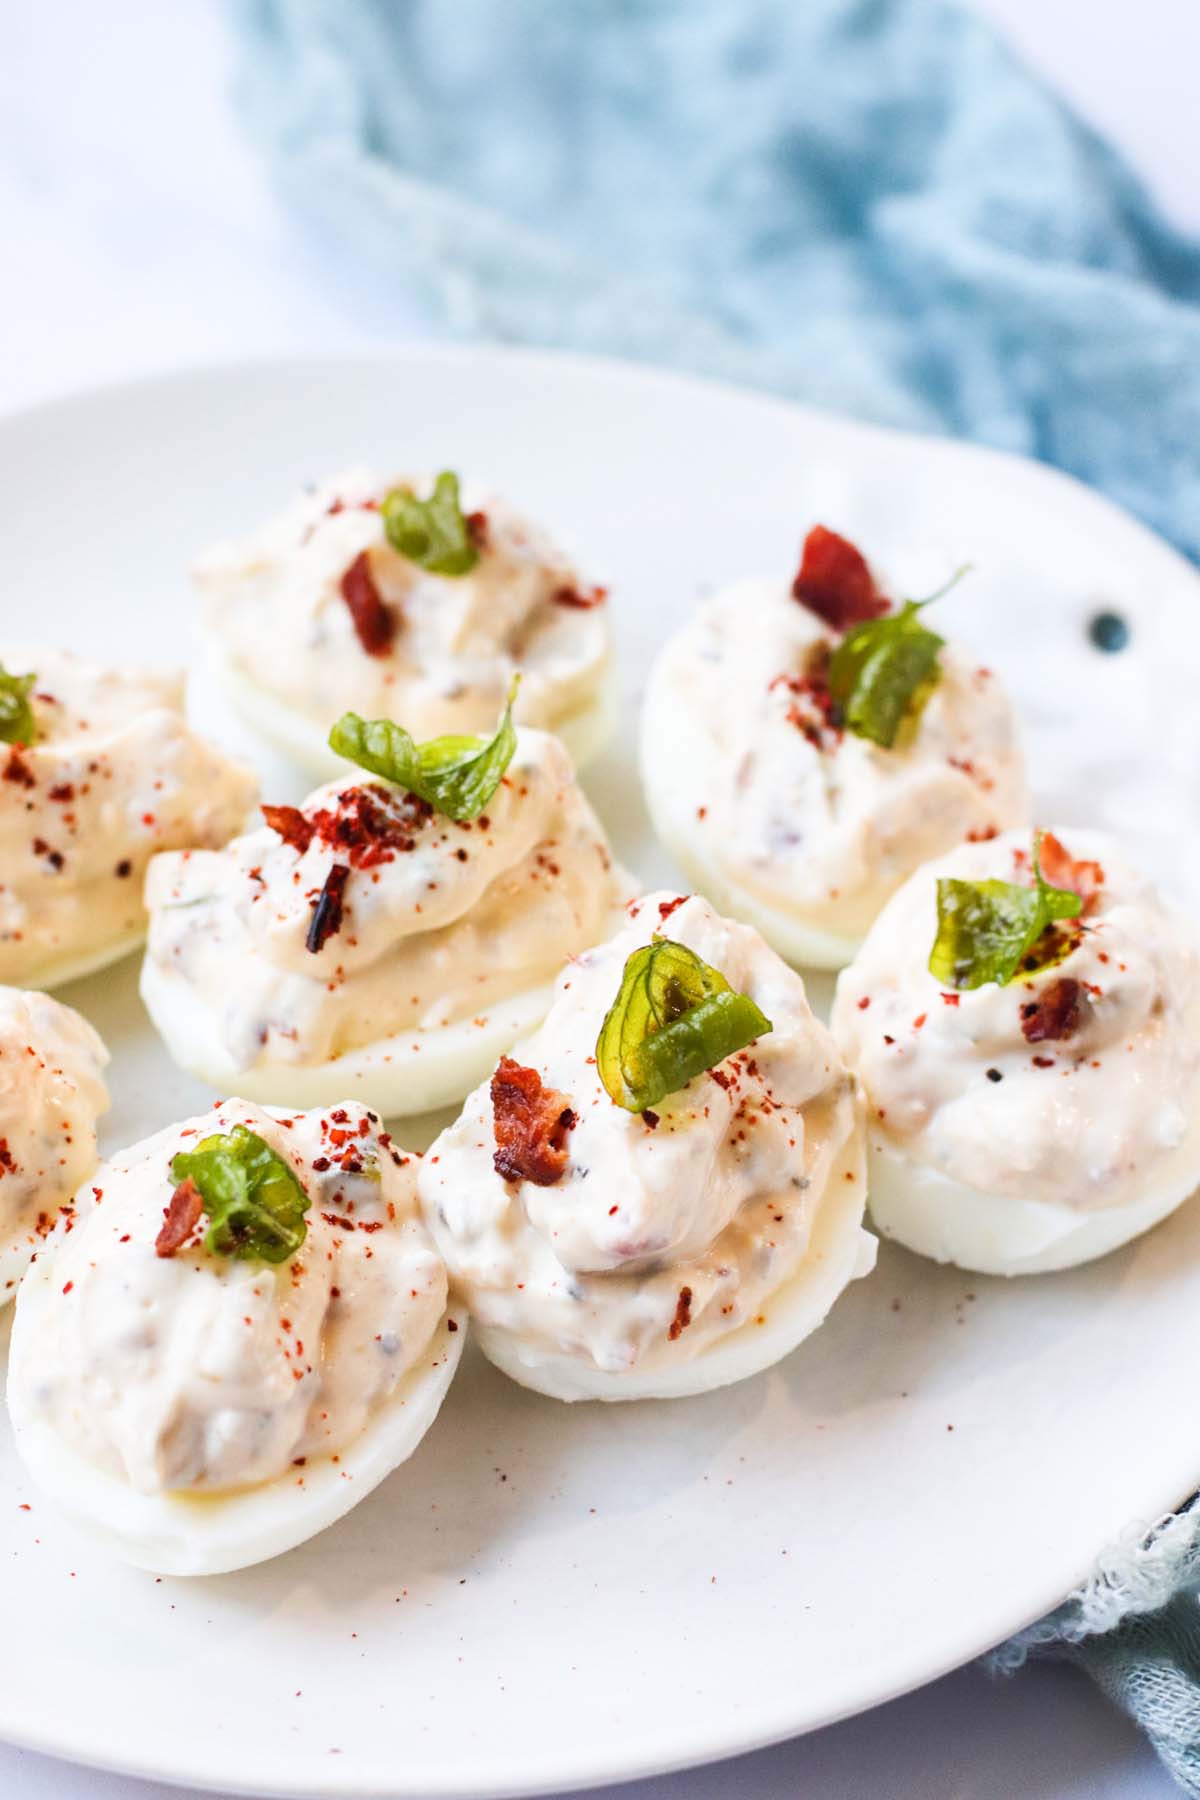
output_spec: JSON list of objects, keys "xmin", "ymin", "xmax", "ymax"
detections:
[{"xmin": 3, "ymin": 2, "xmax": 1197, "ymax": 1795}]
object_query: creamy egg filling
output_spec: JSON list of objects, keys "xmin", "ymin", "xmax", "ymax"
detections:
[
  {"xmin": 196, "ymin": 467, "xmax": 613, "ymax": 749},
  {"xmin": 0, "ymin": 647, "xmax": 256, "ymax": 986},
  {"xmin": 421, "ymin": 893, "xmax": 869, "ymax": 1384},
  {"xmin": 0, "ymin": 984, "xmax": 109, "ymax": 1301},
  {"xmin": 10, "ymin": 1100, "xmax": 448, "ymax": 1496},
  {"xmin": 832, "ymin": 829, "xmax": 1200, "ymax": 1219},
  {"xmin": 143, "ymin": 729, "xmax": 630, "ymax": 1076},
  {"xmin": 641, "ymin": 577, "xmax": 1028, "ymax": 952}
]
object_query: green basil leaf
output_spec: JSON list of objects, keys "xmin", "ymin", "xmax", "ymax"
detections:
[
  {"xmin": 596, "ymin": 938, "xmax": 772, "ymax": 1112},
  {"xmin": 928, "ymin": 831, "xmax": 1084, "ymax": 990},
  {"xmin": 381, "ymin": 470, "xmax": 479, "ymax": 576},
  {"xmin": 328, "ymin": 677, "xmax": 518, "ymax": 822},
  {"xmin": 0, "ymin": 664, "xmax": 38, "ymax": 746},
  {"xmin": 169, "ymin": 1125, "xmax": 311, "ymax": 1264},
  {"xmin": 827, "ymin": 600, "xmax": 945, "ymax": 748}
]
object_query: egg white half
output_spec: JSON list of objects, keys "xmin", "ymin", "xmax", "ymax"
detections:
[
  {"xmin": 640, "ymin": 654, "xmax": 863, "ymax": 971},
  {"xmin": 473, "ymin": 1133, "xmax": 875, "ymax": 1402},
  {"xmin": 8, "ymin": 1298, "xmax": 465, "ymax": 1577},
  {"xmin": 139, "ymin": 899, "xmax": 634, "ymax": 1118},
  {"xmin": 864, "ymin": 1108, "xmax": 1200, "ymax": 1276},
  {"xmin": 206, "ymin": 636, "xmax": 621, "ymax": 783},
  {"xmin": 19, "ymin": 930, "xmax": 147, "ymax": 994}
]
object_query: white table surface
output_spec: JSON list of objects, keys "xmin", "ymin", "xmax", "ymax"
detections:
[{"xmin": 3, "ymin": 2, "xmax": 1197, "ymax": 1795}]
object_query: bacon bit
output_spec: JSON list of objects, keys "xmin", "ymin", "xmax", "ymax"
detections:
[
  {"xmin": 940, "ymin": 992, "xmax": 960, "ymax": 1007},
  {"xmin": 641, "ymin": 1109, "xmax": 660, "ymax": 1130},
  {"xmin": 465, "ymin": 511, "xmax": 489, "ymax": 549},
  {"xmin": 114, "ymin": 858, "xmax": 133, "ymax": 877},
  {"xmin": 321, "ymin": 1212, "xmax": 357, "ymax": 1233},
  {"xmin": 306, "ymin": 864, "xmax": 350, "ymax": 954},
  {"xmin": 668, "ymin": 1286, "xmax": 694, "ymax": 1342},
  {"xmin": 1036, "ymin": 832, "xmax": 1105, "ymax": 916},
  {"xmin": 1020, "ymin": 977, "xmax": 1082, "ymax": 1044},
  {"xmin": 657, "ymin": 896, "xmax": 687, "ymax": 923},
  {"xmin": 553, "ymin": 583, "xmax": 608, "ymax": 610},
  {"xmin": 966, "ymin": 824, "xmax": 1000, "ymax": 843},
  {"xmin": 262, "ymin": 804, "xmax": 316, "ymax": 854},
  {"xmin": 3, "ymin": 748, "xmax": 34, "ymax": 788},
  {"xmin": 790, "ymin": 525, "xmax": 889, "ymax": 631},
  {"xmin": 447, "ymin": 1317, "xmax": 459, "ymax": 1331},
  {"xmin": 156, "ymin": 1177, "xmax": 203, "ymax": 1257},
  {"xmin": 1031, "ymin": 1055, "xmax": 1056, "ymax": 1069},
  {"xmin": 0, "ymin": 1140, "xmax": 15, "ymax": 1176},
  {"xmin": 340, "ymin": 550, "xmax": 396, "ymax": 657},
  {"xmin": 856, "ymin": 996, "xmax": 871, "ymax": 1011},
  {"xmin": 48, "ymin": 782, "xmax": 74, "ymax": 803},
  {"xmin": 490, "ymin": 1058, "xmax": 577, "ymax": 1187}
]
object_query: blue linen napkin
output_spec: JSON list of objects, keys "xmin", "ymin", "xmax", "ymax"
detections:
[{"xmin": 232, "ymin": 1, "xmax": 1200, "ymax": 1785}]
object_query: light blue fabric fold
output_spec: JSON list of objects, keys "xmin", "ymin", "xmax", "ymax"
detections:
[
  {"xmin": 231, "ymin": 1, "xmax": 1200, "ymax": 1786},
  {"xmin": 234, "ymin": 0, "xmax": 1200, "ymax": 562}
]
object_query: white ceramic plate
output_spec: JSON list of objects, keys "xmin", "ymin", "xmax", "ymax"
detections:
[{"xmin": 3, "ymin": 347, "xmax": 1200, "ymax": 1800}]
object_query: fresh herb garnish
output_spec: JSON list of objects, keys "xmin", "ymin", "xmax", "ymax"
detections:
[
  {"xmin": 381, "ymin": 471, "xmax": 479, "ymax": 576},
  {"xmin": 596, "ymin": 938, "xmax": 772, "ymax": 1113},
  {"xmin": 328, "ymin": 677, "xmax": 518, "ymax": 822},
  {"xmin": 826, "ymin": 568, "xmax": 968, "ymax": 749},
  {"xmin": 928, "ymin": 831, "xmax": 1084, "ymax": 991},
  {"xmin": 0, "ymin": 664, "xmax": 38, "ymax": 746},
  {"xmin": 168, "ymin": 1125, "xmax": 311, "ymax": 1264}
]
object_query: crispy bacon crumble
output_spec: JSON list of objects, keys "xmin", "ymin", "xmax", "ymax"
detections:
[
  {"xmin": 262, "ymin": 804, "xmax": 316, "ymax": 854},
  {"xmin": 340, "ymin": 550, "xmax": 396, "ymax": 657},
  {"xmin": 1020, "ymin": 977, "xmax": 1083, "ymax": 1044},
  {"xmin": 552, "ymin": 583, "xmax": 608, "ymax": 610},
  {"xmin": 790, "ymin": 525, "xmax": 889, "ymax": 631},
  {"xmin": 668, "ymin": 1285, "xmax": 694, "ymax": 1341},
  {"xmin": 306, "ymin": 863, "xmax": 350, "ymax": 954},
  {"xmin": 491, "ymin": 1057, "xmax": 577, "ymax": 1186},
  {"xmin": 1035, "ymin": 832, "xmax": 1105, "ymax": 916},
  {"xmin": 155, "ymin": 1177, "xmax": 203, "ymax": 1258}
]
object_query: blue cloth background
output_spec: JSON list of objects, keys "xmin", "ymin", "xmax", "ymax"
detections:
[{"xmin": 233, "ymin": 0, "xmax": 1200, "ymax": 1786}]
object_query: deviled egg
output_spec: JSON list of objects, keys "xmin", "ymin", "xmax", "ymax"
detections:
[
  {"xmin": 8, "ymin": 1099, "xmax": 462, "ymax": 1575},
  {"xmin": 196, "ymin": 466, "xmax": 616, "ymax": 778},
  {"xmin": 641, "ymin": 525, "xmax": 1029, "ymax": 969},
  {"xmin": 141, "ymin": 692, "xmax": 633, "ymax": 1115},
  {"xmin": 0, "ymin": 647, "xmax": 256, "ymax": 987},
  {"xmin": 832, "ymin": 828, "xmax": 1200, "ymax": 1275},
  {"xmin": 420, "ymin": 891, "xmax": 873, "ymax": 1401},
  {"xmin": 0, "ymin": 984, "xmax": 109, "ymax": 1303}
]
